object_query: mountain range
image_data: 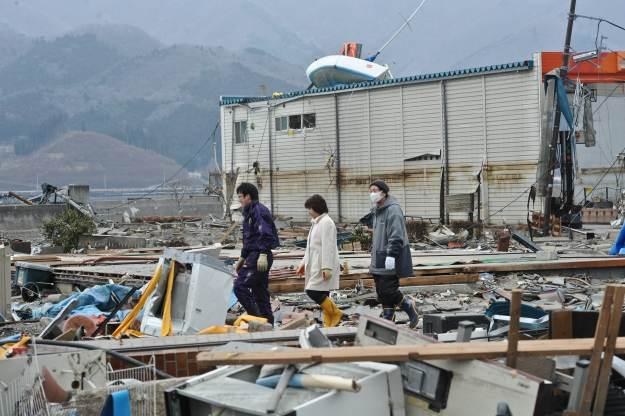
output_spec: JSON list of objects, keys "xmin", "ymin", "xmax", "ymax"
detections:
[{"xmin": 0, "ymin": 23, "xmax": 304, "ymax": 189}]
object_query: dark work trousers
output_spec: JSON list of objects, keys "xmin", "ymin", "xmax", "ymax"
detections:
[
  {"xmin": 234, "ymin": 252, "xmax": 274, "ymax": 324},
  {"xmin": 306, "ymin": 290, "xmax": 329, "ymax": 306},
  {"xmin": 372, "ymin": 274, "xmax": 403, "ymax": 307}
]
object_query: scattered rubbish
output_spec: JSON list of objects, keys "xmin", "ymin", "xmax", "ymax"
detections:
[
  {"xmin": 299, "ymin": 324, "xmax": 332, "ymax": 348},
  {"xmin": 428, "ymin": 225, "xmax": 468, "ymax": 245}
]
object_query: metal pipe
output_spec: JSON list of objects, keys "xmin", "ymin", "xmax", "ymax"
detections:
[
  {"xmin": 268, "ymin": 104, "xmax": 275, "ymax": 213},
  {"xmin": 567, "ymin": 359, "xmax": 590, "ymax": 412},
  {"xmin": 334, "ymin": 94, "xmax": 343, "ymax": 222},
  {"xmin": 8, "ymin": 192, "xmax": 33, "ymax": 206},
  {"xmin": 94, "ymin": 286, "xmax": 138, "ymax": 336},
  {"xmin": 440, "ymin": 81, "xmax": 450, "ymax": 224}
]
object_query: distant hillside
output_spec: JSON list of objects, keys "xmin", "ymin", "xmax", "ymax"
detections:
[
  {"xmin": 71, "ymin": 24, "xmax": 163, "ymax": 57},
  {"xmin": 0, "ymin": 131, "xmax": 190, "ymax": 190},
  {"xmin": 0, "ymin": 26, "xmax": 304, "ymax": 174},
  {"xmin": 0, "ymin": 33, "xmax": 123, "ymax": 94},
  {"xmin": 0, "ymin": 23, "xmax": 31, "ymax": 69},
  {"xmin": 0, "ymin": 1, "xmax": 323, "ymax": 66}
]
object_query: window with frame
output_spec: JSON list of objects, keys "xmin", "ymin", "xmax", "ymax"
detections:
[
  {"xmin": 234, "ymin": 121, "xmax": 247, "ymax": 144},
  {"xmin": 303, "ymin": 113, "xmax": 316, "ymax": 128},
  {"xmin": 275, "ymin": 116, "xmax": 287, "ymax": 132},
  {"xmin": 288, "ymin": 114, "xmax": 302, "ymax": 130}
]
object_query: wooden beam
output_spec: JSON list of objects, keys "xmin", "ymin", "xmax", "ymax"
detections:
[
  {"xmin": 268, "ymin": 273, "xmax": 479, "ymax": 293},
  {"xmin": 461, "ymin": 257, "xmax": 625, "ymax": 274},
  {"xmin": 197, "ymin": 337, "xmax": 625, "ymax": 366},
  {"xmin": 592, "ymin": 286, "xmax": 625, "ymax": 416},
  {"xmin": 579, "ymin": 286, "xmax": 615, "ymax": 415},
  {"xmin": 506, "ymin": 289, "xmax": 522, "ymax": 368}
]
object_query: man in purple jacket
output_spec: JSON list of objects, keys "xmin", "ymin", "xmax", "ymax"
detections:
[{"xmin": 233, "ymin": 183, "xmax": 280, "ymax": 324}]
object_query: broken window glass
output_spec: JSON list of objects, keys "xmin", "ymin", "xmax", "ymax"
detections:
[{"xmin": 303, "ymin": 113, "xmax": 316, "ymax": 128}]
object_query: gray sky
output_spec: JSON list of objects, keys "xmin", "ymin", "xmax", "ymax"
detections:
[{"xmin": 1, "ymin": 0, "xmax": 624, "ymax": 77}]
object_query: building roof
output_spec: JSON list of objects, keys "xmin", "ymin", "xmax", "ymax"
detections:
[{"xmin": 220, "ymin": 59, "xmax": 534, "ymax": 106}]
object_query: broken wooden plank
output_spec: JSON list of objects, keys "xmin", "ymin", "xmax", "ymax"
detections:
[
  {"xmin": 197, "ymin": 337, "xmax": 625, "ymax": 366},
  {"xmin": 592, "ymin": 286, "xmax": 625, "ymax": 416},
  {"xmin": 461, "ymin": 257, "xmax": 625, "ymax": 274},
  {"xmin": 579, "ymin": 285, "xmax": 615, "ymax": 415}
]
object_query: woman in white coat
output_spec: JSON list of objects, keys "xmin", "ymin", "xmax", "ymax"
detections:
[{"xmin": 295, "ymin": 194, "xmax": 342, "ymax": 327}]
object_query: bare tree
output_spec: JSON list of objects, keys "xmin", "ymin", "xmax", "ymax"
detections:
[{"xmin": 168, "ymin": 179, "xmax": 189, "ymax": 223}]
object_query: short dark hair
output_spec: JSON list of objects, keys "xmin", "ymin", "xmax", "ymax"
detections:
[
  {"xmin": 304, "ymin": 194, "xmax": 328, "ymax": 215},
  {"xmin": 236, "ymin": 182, "xmax": 259, "ymax": 201}
]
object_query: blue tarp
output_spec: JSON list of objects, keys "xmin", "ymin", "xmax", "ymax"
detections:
[
  {"xmin": 31, "ymin": 284, "xmax": 137, "ymax": 319},
  {"xmin": 555, "ymin": 77, "xmax": 574, "ymax": 129}
]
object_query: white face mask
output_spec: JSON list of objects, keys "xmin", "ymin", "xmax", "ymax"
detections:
[{"xmin": 369, "ymin": 192, "xmax": 383, "ymax": 204}]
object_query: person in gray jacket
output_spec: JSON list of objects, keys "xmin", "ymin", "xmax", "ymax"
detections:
[{"xmin": 368, "ymin": 180, "xmax": 419, "ymax": 328}]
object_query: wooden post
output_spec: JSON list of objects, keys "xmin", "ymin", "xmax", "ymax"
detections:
[
  {"xmin": 0, "ymin": 246, "xmax": 10, "ymax": 320},
  {"xmin": 592, "ymin": 285, "xmax": 625, "ymax": 416},
  {"xmin": 579, "ymin": 285, "xmax": 615, "ymax": 415},
  {"xmin": 506, "ymin": 289, "xmax": 522, "ymax": 368}
]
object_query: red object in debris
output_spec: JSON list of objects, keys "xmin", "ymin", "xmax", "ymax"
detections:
[
  {"xmin": 10, "ymin": 346, "xmax": 28, "ymax": 356},
  {"xmin": 447, "ymin": 241, "xmax": 466, "ymax": 249},
  {"xmin": 339, "ymin": 42, "xmax": 362, "ymax": 59},
  {"xmin": 497, "ymin": 229, "xmax": 511, "ymax": 252},
  {"xmin": 63, "ymin": 314, "xmax": 100, "ymax": 337}
]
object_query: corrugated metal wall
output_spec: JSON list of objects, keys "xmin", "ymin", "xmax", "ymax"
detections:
[
  {"xmin": 484, "ymin": 69, "xmax": 541, "ymax": 223},
  {"xmin": 402, "ymin": 83, "xmax": 443, "ymax": 220},
  {"xmin": 445, "ymin": 77, "xmax": 486, "ymax": 221},
  {"xmin": 337, "ymin": 91, "xmax": 371, "ymax": 221},
  {"xmin": 221, "ymin": 65, "xmax": 541, "ymax": 224}
]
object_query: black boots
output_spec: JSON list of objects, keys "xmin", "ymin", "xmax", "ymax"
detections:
[
  {"xmin": 381, "ymin": 297, "xmax": 418, "ymax": 329},
  {"xmin": 382, "ymin": 307, "xmax": 395, "ymax": 321},
  {"xmin": 399, "ymin": 296, "xmax": 419, "ymax": 329}
]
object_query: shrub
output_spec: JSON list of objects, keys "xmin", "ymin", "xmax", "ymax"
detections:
[{"xmin": 41, "ymin": 208, "xmax": 96, "ymax": 252}]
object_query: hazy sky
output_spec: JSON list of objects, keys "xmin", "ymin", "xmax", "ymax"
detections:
[{"xmin": 1, "ymin": 0, "xmax": 624, "ymax": 77}]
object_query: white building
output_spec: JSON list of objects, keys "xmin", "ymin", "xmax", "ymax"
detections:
[{"xmin": 220, "ymin": 56, "xmax": 545, "ymax": 224}]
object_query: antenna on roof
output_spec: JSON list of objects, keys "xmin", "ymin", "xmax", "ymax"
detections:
[{"xmin": 366, "ymin": 0, "xmax": 429, "ymax": 62}]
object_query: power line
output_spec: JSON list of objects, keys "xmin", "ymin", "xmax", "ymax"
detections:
[
  {"xmin": 575, "ymin": 14, "xmax": 625, "ymax": 34},
  {"xmin": 100, "ymin": 121, "xmax": 220, "ymax": 212},
  {"xmin": 593, "ymin": 84, "xmax": 621, "ymax": 115}
]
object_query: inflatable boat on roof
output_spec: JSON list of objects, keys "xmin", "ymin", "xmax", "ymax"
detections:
[
  {"xmin": 305, "ymin": 0, "xmax": 428, "ymax": 89},
  {"xmin": 306, "ymin": 45, "xmax": 393, "ymax": 88}
]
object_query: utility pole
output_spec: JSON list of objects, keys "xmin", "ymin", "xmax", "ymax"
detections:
[{"xmin": 543, "ymin": 0, "xmax": 576, "ymax": 235}]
